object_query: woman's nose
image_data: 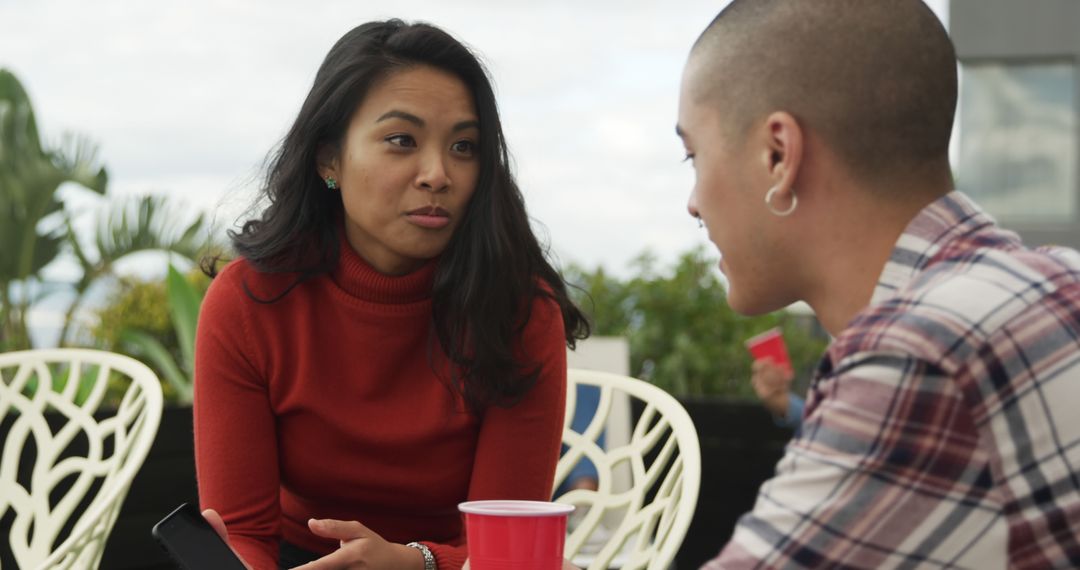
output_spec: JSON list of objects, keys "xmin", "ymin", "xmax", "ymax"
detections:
[{"xmin": 416, "ymin": 151, "xmax": 451, "ymax": 193}]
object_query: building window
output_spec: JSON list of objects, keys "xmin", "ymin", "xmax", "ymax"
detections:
[{"xmin": 956, "ymin": 61, "xmax": 1076, "ymax": 223}]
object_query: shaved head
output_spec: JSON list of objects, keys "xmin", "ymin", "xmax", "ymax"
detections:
[{"xmin": 688, "ymin": 0, "xmax": 957, "ymax": 186}]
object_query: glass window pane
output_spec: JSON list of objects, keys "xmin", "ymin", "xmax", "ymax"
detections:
[{"xmin": 957, "ymin": 61, "xmax": 1076, "ymax": 223}]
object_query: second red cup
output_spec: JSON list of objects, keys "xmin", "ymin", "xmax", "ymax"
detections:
[
  {"xmin": 459, "ymin": 500, "xmax": 574, "ymax": 570},
  {"xmin": 745, "ymin": 327, "xmax": 792, "ymax": 372}
]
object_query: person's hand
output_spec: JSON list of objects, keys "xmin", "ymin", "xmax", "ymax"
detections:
[
  {"xmin": 750, "ymin": 358, "xmax": 795, "ymax": 418},
  {"xmin": 202, "ymin": 508, "xmax": 253, "ymax": 570},
  {"xmin": 569, "ymin": 476, "xmax": 599, "ymax": 492},
  {"xmin": 294, "ymin": 519, "xmax": 423, "ymax": 569}
]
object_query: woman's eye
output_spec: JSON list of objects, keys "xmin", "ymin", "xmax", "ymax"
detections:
[
  {"xmin": 451, "ymin": 140, "xmax": 476, "ymax": 156},
  {"xmin": 386, "ymin": 134, "xmax": 416, "ymax": 148}
]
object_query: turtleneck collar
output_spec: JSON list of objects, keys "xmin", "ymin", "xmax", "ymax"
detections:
[{"xmin": 330, "ymin": 227, "xmax": 437, "ymax": 305}]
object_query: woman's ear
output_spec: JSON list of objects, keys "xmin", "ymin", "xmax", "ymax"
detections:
[
  {"xmin": 315, "ymin": 143, "xmax": 339, "ymax": 181},
  {"xmin": 763, "ymin": 111, "xmax": 803, "ymax": 190}
]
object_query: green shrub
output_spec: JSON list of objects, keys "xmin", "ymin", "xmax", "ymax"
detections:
[
  {"xmin": 567, "ymin": 247, "xmax": 828, "ymax": 398},
  {"xmin": 91, "ymin": 268, "xmax": 209, "ymax": 403}
]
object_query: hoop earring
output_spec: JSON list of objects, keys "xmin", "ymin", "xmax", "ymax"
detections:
[
  {"xmin": 765, "ymin": 185, "xmax": 797, "ymax": 217},
  {"xmin": 325, "ymin": 177, "xmax": 338, "ymax": 190}
]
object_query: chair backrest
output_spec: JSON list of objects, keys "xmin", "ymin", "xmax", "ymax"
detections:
[
  {"xmin": 555, "ymin": 369, "xmax": 701, "ymax": 570},
  {"xmin": 0, "ymin": 348, "xmax": 163, "ymax": 569},
  {"xmin": 566, "ymin": 337, "xmax": 634, "ymax": 495}
]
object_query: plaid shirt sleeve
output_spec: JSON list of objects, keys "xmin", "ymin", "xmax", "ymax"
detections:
[{"xmin": 704, "ymin": 347, "xmax": 1007, "ymax": 569}]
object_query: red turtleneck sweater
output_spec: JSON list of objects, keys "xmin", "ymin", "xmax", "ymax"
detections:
[{"xmin": 193, "ymin": 242, "xmax": 567, "ymax": 570}]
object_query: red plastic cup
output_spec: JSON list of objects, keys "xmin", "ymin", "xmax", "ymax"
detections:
[
  {"xmin": 459, "ymin": 500, "xmax": 574, "ymax": 570},
  {"xmin": 745, "ymin": 327, "xmax": 792, "ymax": 372}
]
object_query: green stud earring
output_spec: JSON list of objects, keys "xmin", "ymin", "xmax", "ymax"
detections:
[{"xmin": 325, "ymin": 177, "xmax": 338, "ymax": 190}]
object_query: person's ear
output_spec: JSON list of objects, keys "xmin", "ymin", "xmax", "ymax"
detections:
[
  {"xmin": 315, "ymin": 143, "xmax": 340, "ymax": 182},
  {"xmin": 762, "ymin": 111, "xmax": 803, "ymax": 193}
]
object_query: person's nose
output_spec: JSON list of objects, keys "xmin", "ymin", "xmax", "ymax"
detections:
[
  {"xmin": 687, "ymin": 189, "xmax": 701, "ymax": 220},
  {"xmin": 416, "ymin": 149, "xmax": 451, "ymax": 193}
]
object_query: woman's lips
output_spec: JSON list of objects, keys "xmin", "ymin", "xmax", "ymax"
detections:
[{"xmin": 405, "ymin": 206, "xmax": 451, "ymax": 229}]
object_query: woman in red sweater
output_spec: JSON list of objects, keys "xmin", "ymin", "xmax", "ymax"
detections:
[{"xmin": 194, "ymin": 20, "xmax": 588, "ymax": 570}]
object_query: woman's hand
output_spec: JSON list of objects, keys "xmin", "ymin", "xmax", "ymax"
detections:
[
  {"xmin": 294, "ymin": 519, "xmax": 424, "ymax": 569},
  {"xmin": 750, "ymin": 358, "xmax": 795, "ymax": 418},
  {"xmin": 202, "ymin": 508, "xmax": 253, "ymax": 570}
]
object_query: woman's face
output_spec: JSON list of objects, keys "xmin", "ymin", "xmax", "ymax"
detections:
[{"xmin": 321, "ymin": 65, "xmax": 480, "ymax": 275}]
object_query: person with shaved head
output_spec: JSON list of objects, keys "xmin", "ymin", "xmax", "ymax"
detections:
[{"xmin": 678, "ymin": 1, "xmax": 1080, "ymax": 567}]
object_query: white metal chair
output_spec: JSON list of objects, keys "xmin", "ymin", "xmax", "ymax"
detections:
[
  {"xmin": 555, "ymin": 369, "xmax": 701, "ymax": 570},
  {"xmin": 0, "ymin": 348, "xmax": 163, "ymax": 569}
]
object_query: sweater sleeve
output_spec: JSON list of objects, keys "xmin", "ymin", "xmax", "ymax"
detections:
[
  {"xmin": 424, "ymin": 296, "xmax": 569, "ymax": 570},
  {"xmin": 194, "ymin": 265, "xmax": 281, "ymax": 570}
]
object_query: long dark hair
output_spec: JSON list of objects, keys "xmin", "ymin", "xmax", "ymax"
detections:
[{"xmin": 215, "ymin": 19, "xmax": 588, "ymax": 411}]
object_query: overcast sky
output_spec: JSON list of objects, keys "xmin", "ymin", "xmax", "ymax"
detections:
[{"xmin": 0, "ymin": 0, "xmax": 950, "ymax": 285}]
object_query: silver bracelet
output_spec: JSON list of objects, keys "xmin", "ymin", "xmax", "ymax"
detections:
[{"xmin": 405, "ymin": 541, "xmax": 436, "ymax": 570}]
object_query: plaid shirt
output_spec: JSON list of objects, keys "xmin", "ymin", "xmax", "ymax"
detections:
[{"xmin": 705, "ymin": 191, "xmax": 1080, "ymax": 569}]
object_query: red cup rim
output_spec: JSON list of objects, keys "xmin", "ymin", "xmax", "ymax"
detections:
[
  {"xmin": 458, "ymin": 500, "xmax": 575, "ymax": 517},
  {"xmin": 744, "ymin": 326, "xmax": 783, "ymax": 348}
]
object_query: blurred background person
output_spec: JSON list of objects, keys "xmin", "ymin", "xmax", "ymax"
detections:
[{"xmin": 748, "ymin": 358, "xmax": 804, "ymax": 431}]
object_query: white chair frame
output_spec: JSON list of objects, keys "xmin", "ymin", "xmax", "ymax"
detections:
[
  {"xmin": 0, "ymin": 349, "xmax": 163, "ymax": 569},
  {"xmin": 555, "ymin": 369, "xmax": 701, "ymax": 570}
]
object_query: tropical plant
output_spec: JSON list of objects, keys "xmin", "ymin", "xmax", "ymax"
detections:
[
  {"xmin": 0, "ymin": 69, "xmax": 108, "ymax": 350},
  {"xmin": 0, "ymin": 69, "xmax": 211, "ymax": 351},
  {"xmin": 93, "ymin": 266, "xmax": 207, "ymax": 404},
  {"xmin": 58, "ymin": 195, "xmax": 206, "ymax": 346},
  {"xmin": 566, "ymin": 247, "xmax": 829, "ymax": 398}
]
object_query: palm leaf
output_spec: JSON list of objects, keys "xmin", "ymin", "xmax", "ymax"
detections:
[
  {"xmin": 93, "ymin": 195, "xmax": 206, "ymax": 264},
  {"xmin": 0, "ymin": 68, "xmax": 44, "ymax": 169},
  {"xmin": 167, "ymin": 265, "xmax": 201, "ymax": 376},
  {"xmin": 119, "ymin": 328, "xmax": 193, "ymax": 403},
  {"xmin": 49, "ymin": 133, "xmax": 107, "ymax": 196}
]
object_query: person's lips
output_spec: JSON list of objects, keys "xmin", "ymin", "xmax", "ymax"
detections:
[{"xmin": 405, "ymin": 206, "xmax": 451, "ymax": 229}]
